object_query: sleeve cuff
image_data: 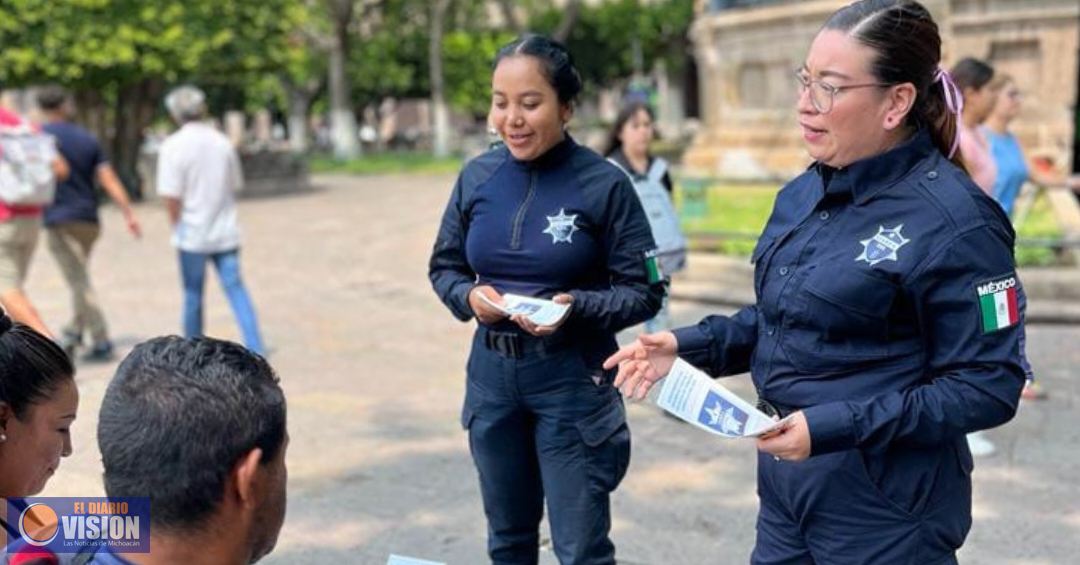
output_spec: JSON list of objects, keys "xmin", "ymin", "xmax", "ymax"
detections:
[
  {"xmin": 452, "ymin": 282, "xmax": 476, "ymax": 321},
  {"xmin": 802, "ymin": 402, "xmax": 857, "ymax": 455},
  {"xmin": 673, "ymin": 325, "xmax": 712, "ymax": 370}
]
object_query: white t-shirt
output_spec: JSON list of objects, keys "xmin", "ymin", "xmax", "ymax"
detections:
[{"xmin": 156, "ymin": 122, "xmax": 243, "ymax": 253}]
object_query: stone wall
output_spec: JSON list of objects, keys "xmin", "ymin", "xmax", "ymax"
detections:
[
  {"xmin": 950, "ymin": 0, "xmax": 1079, "ymax": 162},
  {"xmin": 686, "ymin": 0, "xmax": 1079, "ymax": 178}
]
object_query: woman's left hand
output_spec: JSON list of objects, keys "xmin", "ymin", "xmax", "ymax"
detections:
[
  {"xmin": 756, "ymin": 411, "xmax": 812, "ymax": 462},
  {"xmin": 512, "ymin": 293, "xmax": 573, "ymax": 336}
]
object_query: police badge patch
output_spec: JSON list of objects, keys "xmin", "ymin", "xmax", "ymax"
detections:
[
  {"xmin": 542, "ymin": 208, "xmax": 580, "ymax": 244},
  {"xmin": 856, "ymin": 224, "xmax": 910, "ymax": 266}
]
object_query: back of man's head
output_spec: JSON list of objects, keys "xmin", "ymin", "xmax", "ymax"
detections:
[
  {"xmin": 98, "ymin": 336, "xmax": 287, "ymax": 559},
  {"xmin": 35, "ymin": 85, "xmax": 70, "ymax": 114},
  {"xmin": 164, "ymin": 85, "xmax": 207, "ymax": 124}
]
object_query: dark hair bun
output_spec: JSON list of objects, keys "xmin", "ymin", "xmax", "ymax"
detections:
[{"xmin": 493, "ymin": 34, "xmax": 583, "ymax": 105}]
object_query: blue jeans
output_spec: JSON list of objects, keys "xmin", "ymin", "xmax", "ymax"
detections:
[{"xmin": 179, "ymin": 249, "xmax": 265, "ymax": 355}]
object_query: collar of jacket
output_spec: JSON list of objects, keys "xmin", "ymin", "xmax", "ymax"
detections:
[
  {"xmin": 814, "ymin": 128, "xmax": 936, "ymax": 206},
  {"xmin": 510, "ymin": 134, "xmax": 577, "ymax": 170}
]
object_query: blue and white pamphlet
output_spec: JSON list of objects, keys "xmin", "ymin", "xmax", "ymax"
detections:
[
  {"xmin": 479, "ymin": 292, "xmax": 571, "ymax": 326},
  {"xmin": 656, "ymin": 358, "xmax": 793, "ymax": 438}
]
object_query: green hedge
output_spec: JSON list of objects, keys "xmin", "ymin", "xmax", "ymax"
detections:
[{"xmin": 677, "ymin": 180, "xmax": 1064, "ymax": 266}]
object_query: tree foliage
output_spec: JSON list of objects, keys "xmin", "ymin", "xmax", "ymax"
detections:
[
  {"xmin": 0, "ymin": 0, "xmax": 696, "ymax": 155},
  {"xmin": 443, "ymin": 30, "xmax": 515, "ymax": 117},
  {"xmin": 0, "ymin": 0, "xmax": 302, "ymax": 90},
  {"xmin": 530, "ymin": 0, "xmax": 694, "ymax": 90}
]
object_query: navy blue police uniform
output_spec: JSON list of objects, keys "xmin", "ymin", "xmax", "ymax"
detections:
[
  {"xmin": 672, "ymin": 130, "xmax": 1026, "ymax": 565},
  {"xmin": 430, "ymin": 136, "xmax": 664, "ymax": 564}
]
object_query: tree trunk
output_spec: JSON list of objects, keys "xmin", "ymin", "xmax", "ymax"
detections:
[
  {"xmin": 288, "ymin": 92, "xmax": 311, "ymax": 154},
  {"xmin": 552, "ymin": 0, "xmax": 581, "ymax": 43},
  {"xmin": 327, "ymin": 0, "xmax": 360, "ymax": 160},
  {"xmin": 429, "ymin": 0, "xmax": 450, "ymax": 157},
  {"xmin": 74, "ymin": 89, "xmax": 108, "ymax": 147},
  {"xmin": 112, "ymin": 78, "xmax": 164, "ymax": 199},
  {"xmin": 496, "ymin": 0, "xmax": 523, "ymax": 34},
  {"xmin": 284, "ymin": 76, "xmax": 321, "ymax": 154}
]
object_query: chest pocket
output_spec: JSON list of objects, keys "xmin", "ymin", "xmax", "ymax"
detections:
[{"xmin": 782, "ymin": 266, "xmax": 903, "ymax": 373}]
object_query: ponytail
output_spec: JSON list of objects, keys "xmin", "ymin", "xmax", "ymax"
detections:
[{"xmin": 919, "ymin": 69, "xmax": 967, "ymax": 172}]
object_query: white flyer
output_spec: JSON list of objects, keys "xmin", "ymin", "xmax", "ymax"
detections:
[
  {"xmin": 655, "ymin": 358, "xmax": 793, "ymax": 438},
  {"xmin": 479, "ymin": 292, "xmax": 571, "ymax": 326}
]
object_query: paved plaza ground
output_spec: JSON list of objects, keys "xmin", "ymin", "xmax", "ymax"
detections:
[{"xmin": 28, "ymin": 173, "xmax": 1080, "ymax": 564}]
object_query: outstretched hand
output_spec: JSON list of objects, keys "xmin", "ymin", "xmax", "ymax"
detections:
[{"xmin": 603, "ymin": 331, "xmax": 678, "ymax": 400}]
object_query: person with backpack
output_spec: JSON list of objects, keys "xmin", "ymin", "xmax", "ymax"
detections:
[
  {"xmin": 0, "ymin": 101, "xmax": 69, "ymax": 337},
  {"xmin": 37, "ymin": 86, "xmax": 142, "ymax": 362},
  {"xmin": 604, "ymin": 101, "xmax": 687, "ymax": 332}
]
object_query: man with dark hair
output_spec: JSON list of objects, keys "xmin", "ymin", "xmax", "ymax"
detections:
[
  {"xmin": 36, "ymin": 85, "xmax": 142, "ymax": 361},
  {"xmin": 93, "ymin": 336, "xmax": 287, "ymax": 564}
]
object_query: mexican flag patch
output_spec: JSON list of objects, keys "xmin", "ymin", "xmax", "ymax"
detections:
[
  {"xmin": 644, "ymin": 249, "xmax": 663, "ymax": 283},
  {"xmin": 976, "ymin": 275, "xmax": 1019, "ymax": 333}
]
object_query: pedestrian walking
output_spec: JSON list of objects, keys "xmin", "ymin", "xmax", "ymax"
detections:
[
  {"xmin": 37, "ymin": 86, "xmax": 142, "ymax": 361},
  {"xmin": 157, "ymin": 85, "xmax": 265, "ymax": 355},
  {"xmin": 0, "ymin": 100, "xmax": 68, "ymax": 336}
]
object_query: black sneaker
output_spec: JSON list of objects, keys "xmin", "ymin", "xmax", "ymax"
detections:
[
  {"xmin": 57, "ymin": 330, "xmax": 82, "ymax": 360},
  {"xmin": 83, "ymin": 341, "xmax": 115, "ymax": 363}
]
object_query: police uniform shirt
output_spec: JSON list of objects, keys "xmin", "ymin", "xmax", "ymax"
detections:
[
  {"xmin": 673, "ymin": 129, "xmax": 1026, "ymax": 456},
  {"xmin": 430, "ymin": 136, "xmax": 663, "ymax": 337}
]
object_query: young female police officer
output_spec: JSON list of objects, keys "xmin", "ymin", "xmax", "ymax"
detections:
[
  {"xmin": 429, "ymin": 35, "xmax": 663, "ymax": 564},
  {"xmin": 606, "ymin": 1, "xmax": 1026, "ymax": 563}
]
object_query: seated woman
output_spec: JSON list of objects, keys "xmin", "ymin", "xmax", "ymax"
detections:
[{"xmin": 0, "ymin": 309, "xmax": 78, "ymax": 563}]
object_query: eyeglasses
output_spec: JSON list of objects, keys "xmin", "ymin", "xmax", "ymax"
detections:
[{"xmin": 794, "ymin": 70, "xmax": 893, "ymax": 114}]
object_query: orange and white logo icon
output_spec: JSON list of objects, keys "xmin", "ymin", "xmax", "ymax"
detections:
[{"xmin": 18, "ymin": 503, "xmax": 60, "ymax": 546}]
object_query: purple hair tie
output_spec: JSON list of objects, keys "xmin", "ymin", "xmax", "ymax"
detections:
[{"xmin": 934, "ymin": 67, "xmax": 964, "ymax": 159}]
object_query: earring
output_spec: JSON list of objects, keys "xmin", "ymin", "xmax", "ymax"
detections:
[{"xmin": 0, "ymin": 433, "xmax": 7, "ymax": 442}]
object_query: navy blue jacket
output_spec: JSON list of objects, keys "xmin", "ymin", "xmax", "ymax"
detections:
[
  {"xmin": 429, "ymin": 136, "xmax": 663, "ymax": 343},
  {"xmin": 674, "ymin": 130, "xmax": 1026, "ymax": 456}
]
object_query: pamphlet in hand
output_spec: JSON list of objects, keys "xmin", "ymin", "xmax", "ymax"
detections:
[
  {"xmin": 479, "ymin": 292, "xmax": 571, "ymax": 326},
  {"xmin": 655, "ymin": 358, "xmax": 793, "ymax": 438}
]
